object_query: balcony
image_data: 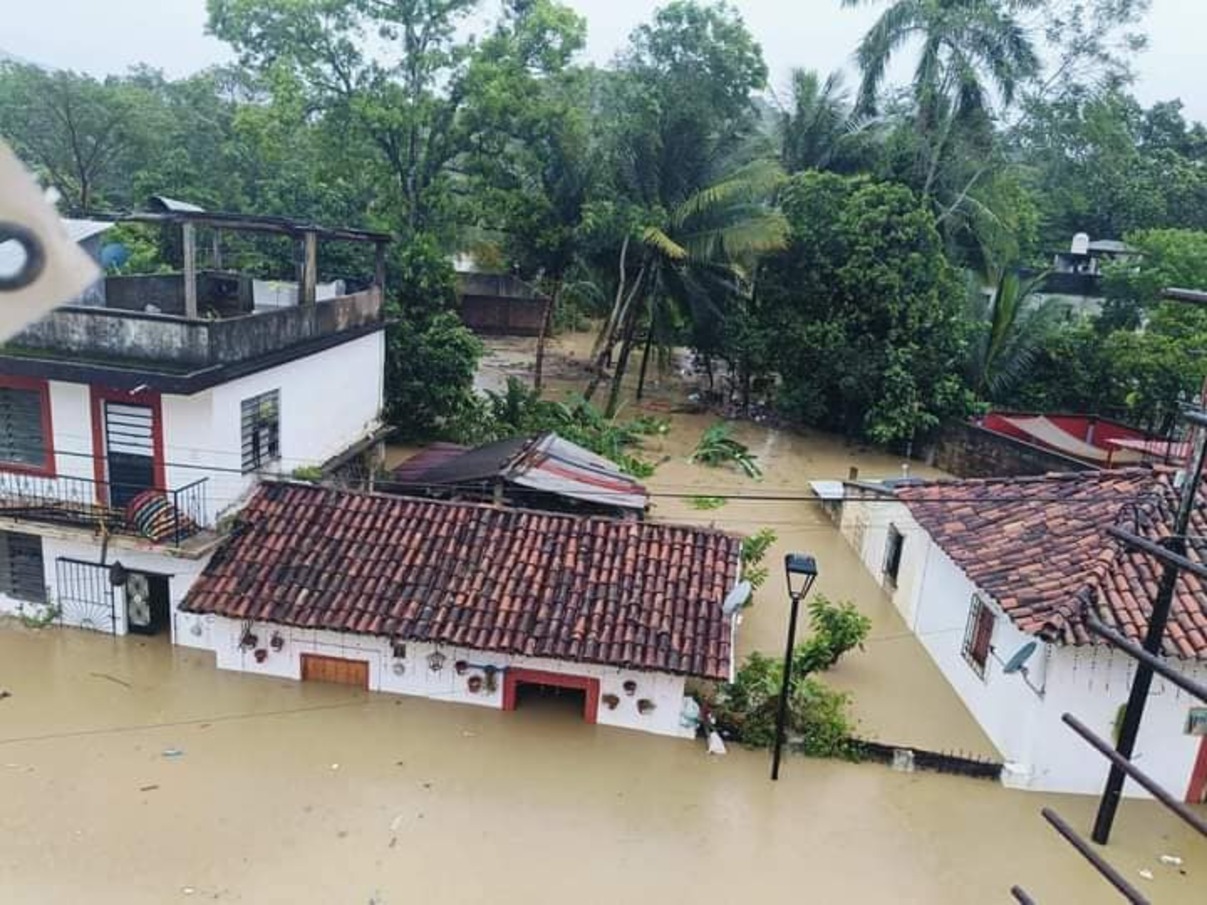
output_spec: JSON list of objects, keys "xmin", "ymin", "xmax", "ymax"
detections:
[{"xmin": 0, "ymin": 472, "xmax": 210, "ymax": 549}]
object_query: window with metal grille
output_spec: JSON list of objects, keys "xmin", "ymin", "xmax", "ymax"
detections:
[
  {"xmin": 0, "ymin": 531, "xmax": 46, "ymax": 602},
  {"xmin": 962, "ymin": 594, "xmax": 996, "ymax": 679},
  {"xmin": 0, "ymin": 385, "xmax": 47, "ymax": 469},
  {"xmin": 241, "ymin": 390, "xmax": 280, "ymax": 473},
  {"xmin": 882, "ymin": 524, "xmax": 904, "ymax": 585}
]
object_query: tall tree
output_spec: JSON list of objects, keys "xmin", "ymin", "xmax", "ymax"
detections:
[
  {"xmin": 0, "ymin": 63, "xmax": 144, "ymax": 209},
  {"xmin": 208, "ymin": 0, "xmax": 480, "ymax": 236},
  {"xmin": 774, "ymin": 69, "xmax": 877, "ymax": 174}
]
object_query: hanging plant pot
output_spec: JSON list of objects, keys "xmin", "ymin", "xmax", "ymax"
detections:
[
  {"xmin": 467, "ymin": 675, "xmax": 483, "ymax": 694},
  {"xmin": 455, "ymin": 660, "xmax": 469, "ymax": 675},
  {"xmin": 622, "ymin": 680, "xmax": 638, "ymax": 696},
  {"xmin": 483, "ymin": 665, "xmax": 499, "ymax": 693},
  {"xmin": 602, "ymin": 693, "xmax": 620, "ymax": 710},
  {"xmin": 253, "ymin": 648, "xmax": 268, "ymax": 664},
  {"xmin": 239, "ymin": 632, "xmax": 258, "ymax": 650},
  {"xmin": 427, "ymin": 651, "xmax": 446, "ymax": 672},
  {"xmin": 269, "ymin": 632, "xmax": 285, "ymax": 652},
  {"xmin": 392, "ymin": 660, "xmax": 406, "ymax": 676},
  {"xmin": 636, "ymin": 698, "xmax": 656, "ymax": 715}
]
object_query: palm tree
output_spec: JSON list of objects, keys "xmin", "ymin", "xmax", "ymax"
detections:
[
  {"xmin": 843, "ymin": 0, "xmax": 1040, "ymax": 123},
  {"xmin": 775, "ymin": 69, "xmax": 875, "ymax": 174},
  {"xmin": 965, "ymin": 266, "xmax": 1059, "ymax": 399},
  {"xmin": 585, "ymin": 158, "xmax": 789, "ymax": 416}
]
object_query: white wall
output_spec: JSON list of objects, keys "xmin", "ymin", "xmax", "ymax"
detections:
[
  {"xmin": 909, "ymin": 541, "xmax": 1207, "ymax": 799},
  {"xmin": 30, "ymin": 330, "xmax": 384, "ymax": 528},
  {"xmin": 838, "ymin": 494, "xmax": 935, "ymax": 628},
  {"xmin": 163, "ymin": 330, "xmax": 385, "ymax": 521},
  {"xmin": 0, "ymin": 530, "xmax": 209, "ymax": 637},
  {"xmin": 188, "ymin": 615, "xmax": 695, "ymax": 739}
]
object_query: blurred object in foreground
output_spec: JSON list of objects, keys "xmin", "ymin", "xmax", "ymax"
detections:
[{"xmin": 0, "ymin": 140, "xmax": 100, "ymax": 340}]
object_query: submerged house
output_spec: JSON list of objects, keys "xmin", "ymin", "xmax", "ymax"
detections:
[
  {"xmin": 179, "ymin": 481, "xmax": 742, "ymax": 738},
  {"xmin": 834, "ymin": 469, "xmax": 1207, "ymax": 800},
  {"xmin": 387, "ymin": 432, "xmax": 649, "ymax": 517},
  {"xmin": 0, "ymin": 206, "xmax": 390, "ymax": 636}
]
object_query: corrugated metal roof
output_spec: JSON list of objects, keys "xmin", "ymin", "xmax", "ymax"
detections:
[
  {"xmin": 146, "ymin": 195, "xmax": 205, "ymax": 213},
  {"xmin": 388, "ymin": 433, "xmax": 648, "ymax": 511},
  {"xmin": 508, "ymin": 434, "xmax": 648, "ymax": 511}
]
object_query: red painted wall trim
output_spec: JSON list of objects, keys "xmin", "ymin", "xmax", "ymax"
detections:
[
  {"xmin": 1186, "ymin": 735, "xmax": 1207, "ymax": 804},
  {"xmin": 89, "ymin": 385, "xmax": 167, "ymax": 501},
  {"xmin": 0, "ymin": 375, "xmax": 55, "ymax": 477},
  {"xmin": 502, "ymin": 667, "xmax": 600, "ymax": 724}
]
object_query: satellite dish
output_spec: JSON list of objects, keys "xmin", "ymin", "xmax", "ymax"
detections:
[
  {"xmin": 722, "ymin": 580, "xmax": 753, "ymax": 615},
  {"xmin": 1003, "ymin": 641, "xmax": 1038, "ymax": 674},
  {"xmin": 99, "ymin": 242, "xmax": 129, "ymax": 270}
]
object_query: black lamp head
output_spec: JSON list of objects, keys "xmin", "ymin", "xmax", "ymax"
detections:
[{"xmin": 784, "ymin": 553, "xmax": 818, "ymax": 599}]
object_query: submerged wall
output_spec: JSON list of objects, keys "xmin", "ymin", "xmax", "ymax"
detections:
[{"xmin": 179, "ymin": 613, "xmax": 696, "ymax": 740}]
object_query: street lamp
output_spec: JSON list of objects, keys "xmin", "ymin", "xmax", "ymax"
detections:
[{"xmin": 771, "ymin": 552, "xmax": 819, "ymax": 781}]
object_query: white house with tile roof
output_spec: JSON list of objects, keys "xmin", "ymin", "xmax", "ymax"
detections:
[{"xmin": 833, "ymin": 469, "xmax": 1207, "ymax": 800}]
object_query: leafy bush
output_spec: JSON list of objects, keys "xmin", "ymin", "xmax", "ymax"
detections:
[
  {"xmin": 706, "ymin": 594, "xmax": 870, "ymax": 758},
  {"xmin": 740, "ymin": 527, "xmax": 777, "ymax": 597},
  {"xmin": 689, "ymin": 496, "xmax": 728, "ymax": 510},
  {"xmin": 707, "ymin": 653, "xmax": 856, "ymax": 758},
  {"xmin": 690, "ymin": 421, "xmax": 762, "ymax": 478},
  {"xmin": 793, "ymin": 595, "xmax": 872, "ymax": 674}
]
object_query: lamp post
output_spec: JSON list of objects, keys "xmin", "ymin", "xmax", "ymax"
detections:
[{"xmin": 771, "ymin": 552, "xmax": 818, "ymax": 781}]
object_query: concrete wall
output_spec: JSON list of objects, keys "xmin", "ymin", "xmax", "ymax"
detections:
[
  {"xmin": 9, "ymin": 289, "xmax": 382, "ymax": 369},
  {"xmin": 104, "ymin": 271, "xmax": 250, "ymax": 317},
  {"xmin": 838, "ymin": 496, "xmax": 1207, "ymax": 798},
  {"xmin": 927, "ymin": 421, "xmax": 1094, "ymax": 479},
  {"xmin": 184, "ymin": 614, "xmax": 696, "ymax": 739}
]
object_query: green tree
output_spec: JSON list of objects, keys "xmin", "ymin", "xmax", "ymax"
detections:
[
  {"xmin": 0, "ymin": 63, "xmax": 145, "ymax": 209},
  {"xmin": 755, "ymin": 171, "xmax": 973, "ymax": 445},
  {"xmin": 965, "ymin": 267, "xmax": 1058, "ymax": 399},
  {"xmin": 844, "ymin": 0, "xmax": 1039, "ymax": 122},
  {"xmin": 208, "ymin": 0, "xmax": 480, "ymax": 236},
  {"xmin": 774, "ymin": 69, "xmax": 877, "ymax": 175}
]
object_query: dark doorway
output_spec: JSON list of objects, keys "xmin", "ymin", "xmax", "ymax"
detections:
[
  {"xmin": 125, "ymin": 572, "xmax": 170, "ymax": 636},
  {"xmin": 515, "ymin": 682, "xmax": 588, "ymax": 717},
  {"xmin": 501, "ymin": 668, "xmax": 600, "ymax": 723}
]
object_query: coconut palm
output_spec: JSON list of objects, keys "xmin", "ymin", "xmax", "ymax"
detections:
[
  {"xmin": 585, "ymin": 157, "xmax": 789, "ymax": 416},
  {"xmin": 775, "ymin": 69, "xmax": 876, "ymax": 174},
  {"xmin": 843, "ymin": 0, "xmax": 1040, "ymax": 122},
  {"xmin": 965, "ymin": 266, "xmax": 1059, "ymax": 399}
]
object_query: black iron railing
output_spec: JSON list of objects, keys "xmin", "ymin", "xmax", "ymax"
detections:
[{"xmin": 0, "ymin": 471, "xmax": 209, "ymax": 546}]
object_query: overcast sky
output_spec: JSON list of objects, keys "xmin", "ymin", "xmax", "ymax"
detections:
[{"xmin": 3, "ymin": 0, "xmax": 1203, "ymax": 121}]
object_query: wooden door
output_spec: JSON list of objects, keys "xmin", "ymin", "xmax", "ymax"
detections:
[{"xmin": 300, "ymin": 654, "xmax": 369, "ymax": 689}]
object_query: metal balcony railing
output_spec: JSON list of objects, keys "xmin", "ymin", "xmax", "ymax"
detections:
[{"xmin": 0, "ymin": 471, "xmax": 209, "ymax": 547}]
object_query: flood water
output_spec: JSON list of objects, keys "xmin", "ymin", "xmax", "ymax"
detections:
[
  {"xmin": 1, "ymin": 626, "xmax": 1201, "ymax": 904},
  {"xmin": 4, "ymin": 329, "xmax": 1203, "ymax": 902},
  {"xmin": 463, "ymin": 329, "xmax": 995, "ymax": 755}
]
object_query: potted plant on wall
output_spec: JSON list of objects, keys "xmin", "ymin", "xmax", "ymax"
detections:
[
  {"xmin": 623, "ymin": 680, "xmax": 637, "ymax": 696},
  {"xmin": 637, "ymin": 698, "xmax": 656, "ymax": 715},
  {"xmin": 602, "ymin": 693, "xmax": 620, "ymax": 710}
]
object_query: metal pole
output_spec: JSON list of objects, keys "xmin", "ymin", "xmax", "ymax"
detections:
[
  {"xmin": 1092, "ymin": 419, "xmax": 1207, "ymax": 843},
  {"xmin": 770, "ymin": 593, "xmax": 802, "ymax": 781}
]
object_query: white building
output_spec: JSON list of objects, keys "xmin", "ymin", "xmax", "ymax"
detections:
[
  {"xmin": 832, "ymin": 469, "xmax": 1207, "ymax": 801},
  {"xmin": 0, "ymin": 210, "xmax": 390, "ymax": 638},
  {"xmin": 178, "ymin": 481, "xmax": 742, "ymax": 739}
]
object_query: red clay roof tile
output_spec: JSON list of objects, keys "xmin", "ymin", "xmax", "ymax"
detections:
[
  {"xmin": 182, "ymin": 482, "xmax": 741, "ymax": 679},
  {"xmin": 898, "ymin": 468, "xmax": 1207, "ymax": 659}
]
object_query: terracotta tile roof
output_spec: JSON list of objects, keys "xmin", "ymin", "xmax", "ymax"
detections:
[
  {"xmin": 182, "ymin": 482, "xmax": 741, "ymax": 679},
  {"xmin": 897, "ymin": 468, "xmax": 1207, "ymax": 659}
]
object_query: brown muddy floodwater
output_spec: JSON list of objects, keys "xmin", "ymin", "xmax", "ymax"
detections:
[
  {"xmin": 0, "ymin": 627, "xmax": 1202, "ymax": 904},
  {"xmin": 4, "ymin": 329, "xmax": 1202, "ymax": 903}
]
